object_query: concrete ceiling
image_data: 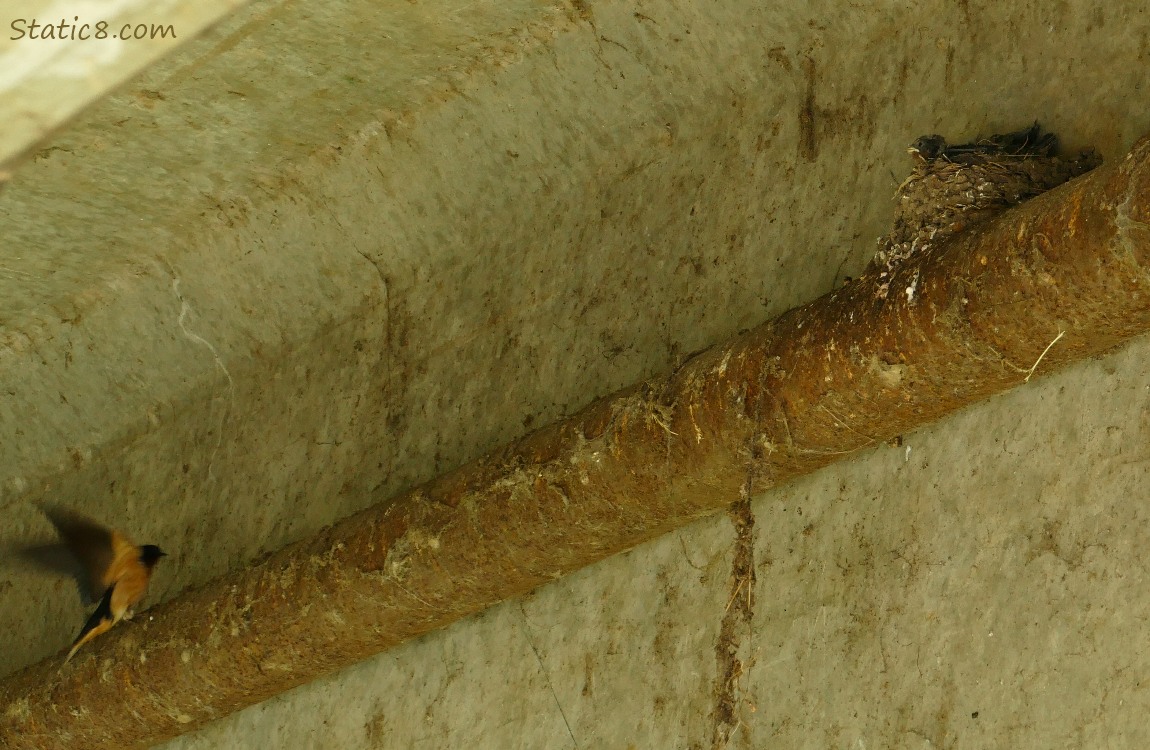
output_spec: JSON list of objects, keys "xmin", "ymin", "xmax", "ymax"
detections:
[{"xmin": 2, "ymin": 0, "xmax": 1149, "ymax": 746}]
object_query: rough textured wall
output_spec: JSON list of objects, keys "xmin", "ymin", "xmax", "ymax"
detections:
[
  {"xmin": 161, "ymin": 334, "xmax": 1150, "ymax": 748},
  {"xmin": 0, "ymin": 0, "xmax": 1147, "ymax": 745}
]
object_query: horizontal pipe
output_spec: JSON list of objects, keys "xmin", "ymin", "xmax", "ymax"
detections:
[{"xmin": 2, "ymin": 133, "xmax": 1149, "ymax": 749}]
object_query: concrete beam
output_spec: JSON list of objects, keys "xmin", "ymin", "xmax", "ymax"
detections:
[{"xmin": 2, "ymin": 133, "xmax": 1147, "ymax": 749}]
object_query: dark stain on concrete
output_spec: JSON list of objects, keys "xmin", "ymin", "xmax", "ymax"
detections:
[
  {"xmin": 798, "ymin": 56, "xmax": 818, "ymax": 161},
  {"xmin": 710, "ymin": 498, "xmax": 756, "ymax": 749}
]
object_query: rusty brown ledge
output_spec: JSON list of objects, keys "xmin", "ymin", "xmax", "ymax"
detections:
[{"xmin": 2, "ymin": 134, "xmax": 1149, "ymax": 749}]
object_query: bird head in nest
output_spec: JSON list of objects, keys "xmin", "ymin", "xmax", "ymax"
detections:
[{"xmin": 908, "ymin": 135, "xmax": 947, "ymax": 162}]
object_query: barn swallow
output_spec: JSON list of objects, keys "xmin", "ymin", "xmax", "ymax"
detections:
[
  {"xmin": 28, "ymin": 505, "xmax": 166, "ymax": 662},
  {"xmin": 908, "ymin": 122, "xmax": 1059, "ymax": 163}
]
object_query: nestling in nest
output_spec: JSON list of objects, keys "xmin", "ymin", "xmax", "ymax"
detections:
[{"xmin": 870, "ymin": 123, "xmax": 1101, "ymax": 299}]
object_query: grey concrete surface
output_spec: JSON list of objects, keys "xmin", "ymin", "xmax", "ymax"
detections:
[
  {"xmin": 161, "ymin": 336, "xmax": 1150, "ymax": 748},
  {"xmin": 0, "ymin": 0, "xmax": 1147, "ymax": 745}
]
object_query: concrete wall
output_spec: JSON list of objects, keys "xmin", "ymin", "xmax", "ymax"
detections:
[
  {"xmin": 1, "ymin": 0, "xmax": 1148, "ymax": 746},
  {"xmin": 164, "ymin": 338, "xmax": 1150, "ymax": 748}
]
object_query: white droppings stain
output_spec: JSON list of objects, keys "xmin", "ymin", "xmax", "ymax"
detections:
[
  {"xmin": 871, "ymin": 357, "xmax": 907, "ymax": 389},
  {"xmin": 5, "ymin": 698, "xmax": 30, "ymax": 720},
  {"xmin": 405, "ymin": 528, "xmax": 441, "ymax": 552},
  {"xmin": 905, "ymin": 271, "xmax": 920, "ymax": 304}
]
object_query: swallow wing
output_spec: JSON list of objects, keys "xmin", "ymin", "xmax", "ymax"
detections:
[
  {"xmin": 38, "ymin": 505, "xmax": 117, "ymax": 602},
  {"xmin": 12, "ymin": 541, "xmax": 97, "ymax": 604},
  {"xmin": 945, "ymin": 124, "xmax": 1059, "ymax": 162}
]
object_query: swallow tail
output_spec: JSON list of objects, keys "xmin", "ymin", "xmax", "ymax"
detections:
[{"xmin": 65, "ymin": 585, "xmax": 115, "ymax": 663}]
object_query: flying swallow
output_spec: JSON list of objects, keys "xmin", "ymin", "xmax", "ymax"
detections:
[{"xmin": 27, "ymin": 505, "xmax": 167, "ymax": 662}]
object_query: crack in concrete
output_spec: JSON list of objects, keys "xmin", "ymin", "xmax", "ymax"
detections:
[
  {"xmin": 355, "ymin": 249, "xmax": 395, "ymax": 483},
  {"xmin": 354, "ymin": 249, "xmax": 388, "ymax": 290},
  {"xmin": 163, "ymin": 262, "xmax": 235, "ymax": 482},
  {"xmin": 710, "ymin": 494, "xmax": 756, "ymax": 750},
  {"xmin": 171, "ymin": 277, "xmax": 234, "ymax": 389},
  {"xmin": 518, "ymin": 601, "xmax": 579, "ymax": 749}
]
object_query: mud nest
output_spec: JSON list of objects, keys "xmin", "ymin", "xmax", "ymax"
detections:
[{"xmin": 870, "ymin": 123, "xmax": 1102, "ymax": 299}]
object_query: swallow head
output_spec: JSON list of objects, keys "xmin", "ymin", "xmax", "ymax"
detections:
[
  {"xmin": 908, "ymin": 134, "xmax": 947, "ymax": 162},
  {"xmin": 139, "ymin": 544, "xmax": 167, "ymax": 568}
]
